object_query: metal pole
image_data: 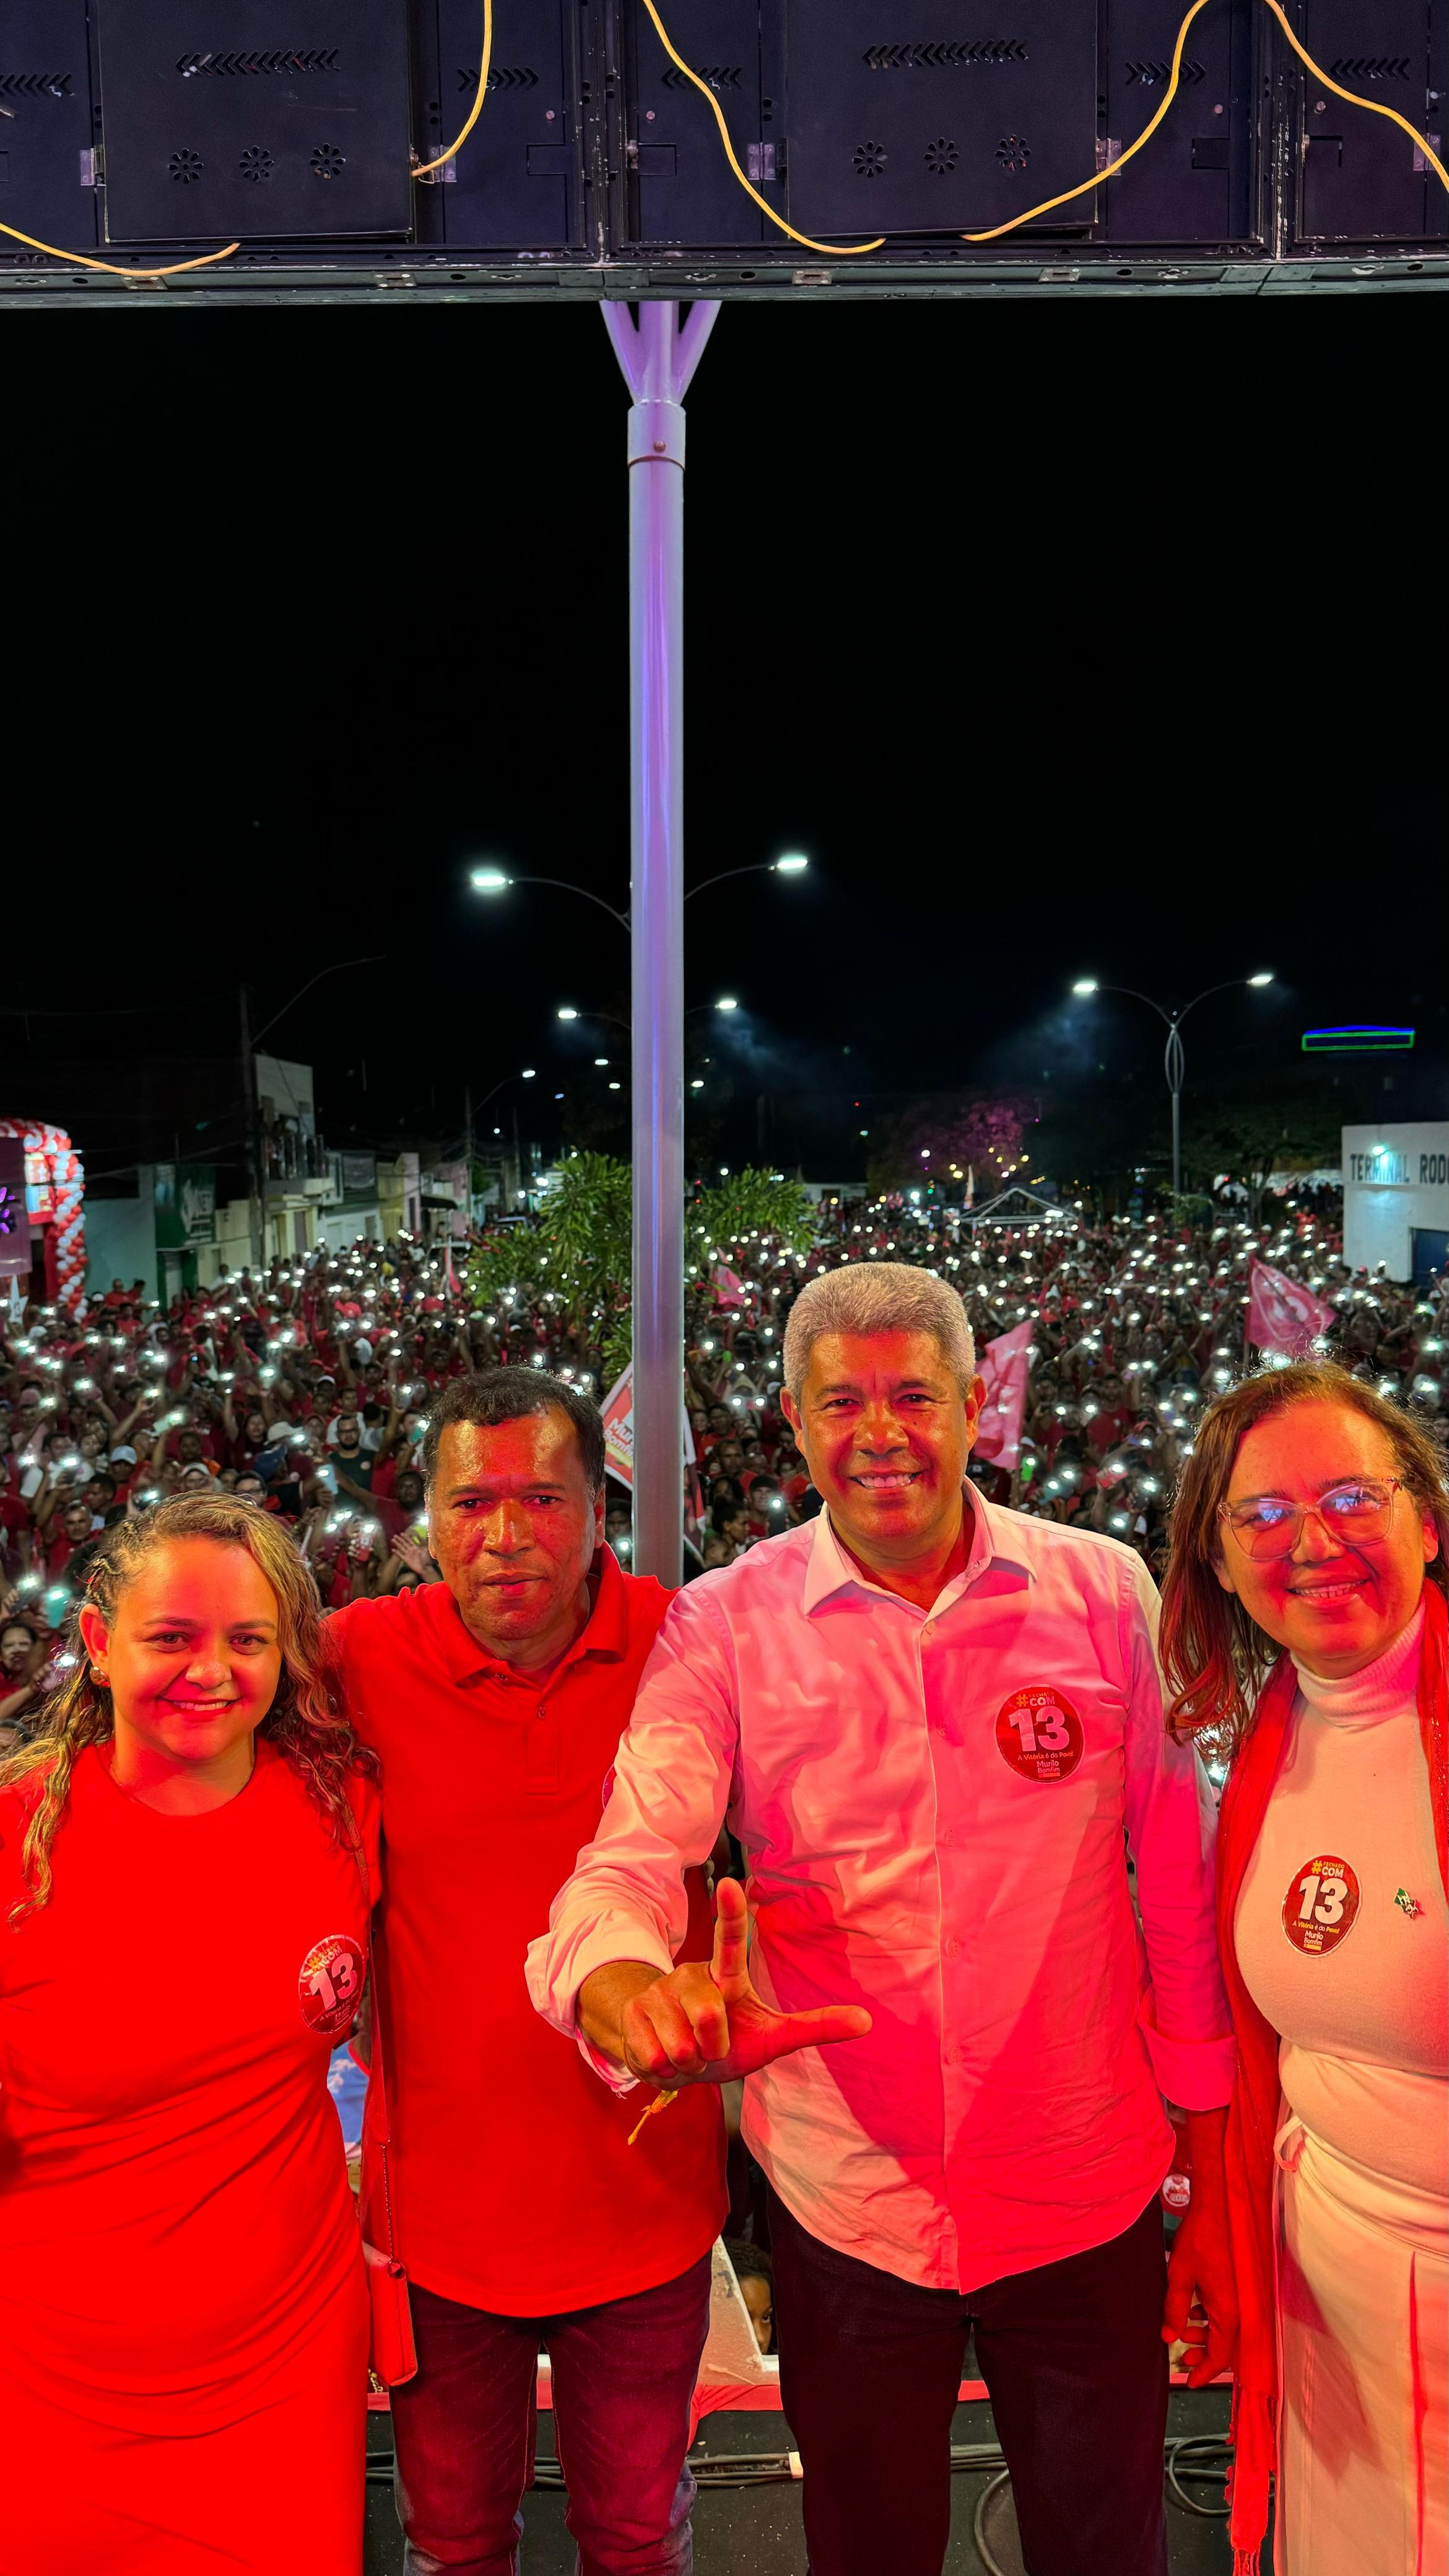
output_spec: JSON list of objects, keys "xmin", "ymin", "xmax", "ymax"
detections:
[
  {"xmin": 238, "ymin": 980, "xmax": 261, "ymax": 1271},
  {"xmin": 1165, "ymin": 1019, "xmax": 1185, "ymax": 1198},
  {"xmin": 604, "ymin": 298, "xmax": 719, "ymax": 1586}
]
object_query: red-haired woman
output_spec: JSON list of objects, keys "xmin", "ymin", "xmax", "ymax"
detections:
[
  {"xmin": 0, "ymin": 1494, "xmax": 380, "ymax": 2575},
  {"xmin": 1161, "ymin": 1362, "xmax": 1447, "ymax": 2576}
]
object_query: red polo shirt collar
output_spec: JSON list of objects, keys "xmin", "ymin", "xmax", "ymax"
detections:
[{"xmin": 425, "ymin": 1542, "xmax": 633, "ymax": 1686}]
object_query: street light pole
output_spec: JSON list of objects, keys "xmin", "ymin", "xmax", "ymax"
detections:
[
  {"xmin": 1071, "ymin": 975, "xmax": 1274, "ymax": 1198},
  {"xmin": 470, "ymin": 856, "xmax": 807, "ymax": 929},
  {"xmin": 1165, "ymin": 1017, "xmax": 1186, "ymax": 1198},
  {"xmin": 604, "ymin": 297, "xmax": 719, "ymax": 1587}
]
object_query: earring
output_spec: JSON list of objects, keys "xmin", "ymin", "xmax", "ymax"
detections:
[{"xmin": 90, "ymin": 1668, "xmax": 110, "ymax": 1687}]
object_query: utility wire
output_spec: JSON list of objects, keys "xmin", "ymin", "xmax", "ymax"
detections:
[
  {"xmin": 2, "ymin": 0, "xmax": 495, "ymax": 274},
  {"xmin": 414, "ymin": 0, "xmax": 493, "ymax": 178},
  {"xmin": 1261, "ymin": 0, "xmax": 1447, "ymax": 192},
  {"xmin": 961, "ymin": 0, "xmax": 1212, "ymax": 240},
  {"xmin": 638, "ymin": 0, "xmax": 884, "ymax": 254},
  {"xmin": 0, "ymin": 219, "xmax": 238, "ymax": 277},
  {"xmin": 655, "ymin": 0, "xmax": 1448, "ymax": 253}
]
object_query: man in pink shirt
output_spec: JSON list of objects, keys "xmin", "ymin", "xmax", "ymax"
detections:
[{"xmin": 527, "ymin": 1265, "xmax": 1236, "ymax": 2576}]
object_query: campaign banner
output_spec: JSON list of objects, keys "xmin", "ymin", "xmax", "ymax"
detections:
[
  {"xmin": 600, "ymin": 1362, "xmax": 695, "ymax": 1491},
  {"xmin": 974, "ymin": 1317, "xmax": 1035, "ymax": 1470},
  {"xmin": 601, "ymin": 1362, "xmax": 636, "ymax": 1488},
  {"xmin": 1247, "ymin": 1258, "xmax": 1335, "ymax": 1359}
]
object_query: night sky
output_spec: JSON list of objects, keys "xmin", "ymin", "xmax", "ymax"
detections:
[{"xmin": 9, "ymin": 289, "xmax": 1444, "ymax": 1188}]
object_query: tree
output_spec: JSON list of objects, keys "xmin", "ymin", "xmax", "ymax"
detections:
[
  {"xmin": 463, "ymin": 1155, "xmax": 812, "ymax": 1386},
  {"xmin": 866, "ymin": 1092, "xmax": 1040, "ymax": 1197},
  {"xmin": 1182, "ymin": 1092, "xmax": 1342, "ymax": 1223}
]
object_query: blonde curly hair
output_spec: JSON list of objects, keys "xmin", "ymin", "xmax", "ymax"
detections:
[{"xmin": 0, "ymin": 1492, "xmax": 376, "ymax": 1923}]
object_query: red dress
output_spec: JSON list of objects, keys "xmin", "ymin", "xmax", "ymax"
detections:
[{"xmin": 0, "ymin": 1740, "xmax": 380, "ymax": 2575}]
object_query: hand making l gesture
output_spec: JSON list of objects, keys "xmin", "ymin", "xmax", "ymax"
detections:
[{"xmin": 578, "ymin": 1878, "xmax": 872, "ymax": 2087}]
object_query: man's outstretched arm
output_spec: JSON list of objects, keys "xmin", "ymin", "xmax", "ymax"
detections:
[
  {"xmin": 528, "ymin": 1584, "xmax": 870, "ymax": 2090},
  {"xmin": 578, "ymin": 1879, "xmax": 871, "ymax": 2086}
]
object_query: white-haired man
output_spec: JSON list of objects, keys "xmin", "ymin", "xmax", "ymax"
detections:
[{"xmin": 526, "ymin": 1266, "xmax": 1235, "ymax": 2576}]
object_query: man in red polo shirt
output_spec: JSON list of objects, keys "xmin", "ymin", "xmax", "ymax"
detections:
[{"xmin": 324, "ymin": 1367, "xmax": 726, "ymax": 2576}]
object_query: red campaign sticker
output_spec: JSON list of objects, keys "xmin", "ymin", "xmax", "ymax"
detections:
[
  {"xmin": 298, "ymin": 1933, "xmax": 365, "ymax": 2038},
  {"xmin": 994, "ymin": 1686, "xmax": 1084, "ymax": 1782},
  {"xmin": 1281, "ymin": 1855, "xmax": 1360, "ymax": 1956}
]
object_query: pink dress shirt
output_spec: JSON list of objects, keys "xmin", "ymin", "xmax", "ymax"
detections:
[{"xmin": 527, "ymin": 1492, "xmax": 1234, "ymax": 2292}]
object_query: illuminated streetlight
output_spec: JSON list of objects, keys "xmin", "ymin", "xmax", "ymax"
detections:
[
  {"xmin": 1069, "ymin": 972, "xmax": 1277, "ymax": 1194},
  {"xmin": 716, "ymin": 996, "xmax": 739, "ymax": 1014},
  {"xmin": 687, "ymin": 855, "xmax": 815, "ymax": 903},
  {"xmin": 557, "ymin": 1006, "xmax": 579, "ymax": 1022},
  {"xmin": 521, "ymin": 1068, "xmax": 536, "ymax": 1081},
  {"xmin": 468, "ymin": 867, "xmax": 629, "ymax": 930},
  {"xmin": 471, "ymin": 859, "xmax": 812, "ymax": 926}
]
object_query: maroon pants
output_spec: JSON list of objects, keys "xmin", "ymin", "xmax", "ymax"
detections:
[{"xmin": 390, "ymin": 2253, "xmax": 712, "ymax": 2576}]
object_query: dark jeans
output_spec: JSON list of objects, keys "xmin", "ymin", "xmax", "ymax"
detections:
[
  {"xmin": 769, "ymin": 2188, "xmax": 1169, "ymax": 2576},
  {"xmin": 390, "ymin": 2255, "xmax": 712, "ymax": 2576}
]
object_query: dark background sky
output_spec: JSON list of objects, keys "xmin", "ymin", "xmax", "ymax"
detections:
[{"xmin": 6, "ymin": 289, "xmax": 1444, "ymax": 1188}]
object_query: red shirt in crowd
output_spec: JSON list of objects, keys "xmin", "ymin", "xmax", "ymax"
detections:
[{"xmin": 326, "ymin": 1550, "xmax": 726, "ymax": 2318}]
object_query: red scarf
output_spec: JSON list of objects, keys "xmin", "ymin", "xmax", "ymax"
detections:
[{"xmin": 1214, "ymin": 1580, "xmax": 1448, "ymax": 2573}]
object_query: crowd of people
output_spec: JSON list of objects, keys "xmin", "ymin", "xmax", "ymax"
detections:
[
  {"xmin": 686, "ymin": 1192, "xmax": 1446, "ymax": 1577},
  {"xmin": 2, "ymin": 1192, "xmax": 1445, "ymax": 1751},
  {"xmin": 0, "ymin": 1199, "xmax": 1443, "ymax": 2576}
]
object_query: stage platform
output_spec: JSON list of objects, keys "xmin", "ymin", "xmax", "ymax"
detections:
[{"xmin": 363, "ymin": 2385, "xmax": 1266, "ymax": 2574}]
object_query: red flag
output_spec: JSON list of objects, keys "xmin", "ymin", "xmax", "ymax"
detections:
[
  {"xmin": 974, "ymin": 1318, "xmax": 1035, "ymax": 1469},
  {"xmin": 1247, "ymin": 1258, "xmax": 1335, "ymax": 1359},
  {"xmin": 601, "ymin": 1362, "xmax": 635, "ymax": 1489}
]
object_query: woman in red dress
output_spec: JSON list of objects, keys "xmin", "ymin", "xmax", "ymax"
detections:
[{"xmin": 0, "ymin": 1491, "xmax": 380, "ymax": 2575}]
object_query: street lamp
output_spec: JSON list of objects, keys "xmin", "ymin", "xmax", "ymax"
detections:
[
  {"xmin": 685, "ymin": 853, "xmax": 811, "ymax": 902},
  {"xmin": 1070, "ymin": 973, "xmax": 1276, "ymax": 1196},
  {"xmin": 470, "ymin": 868, "xmax": 630, "ymax": 932},
  {"xmin": 555, "ymin": 998, "xmax": 742, "ymax": 1031},
  {"xmin": 468, "ymin": 854, "xmax": 811, "ymax": 930}
]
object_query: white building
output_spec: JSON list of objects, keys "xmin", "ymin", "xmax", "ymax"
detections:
[{"xmin": 1341, "ymin": 1123, "xmax": 1449, "ymax": 1282}]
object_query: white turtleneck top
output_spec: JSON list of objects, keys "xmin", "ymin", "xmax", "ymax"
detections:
[{"xmin": 1234, "ymin": 1600, "xmax": 1447, "ymax": 2196}]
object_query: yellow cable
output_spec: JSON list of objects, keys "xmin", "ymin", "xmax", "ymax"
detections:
[
  {"xmin": 8, "ymin": 0, "xmax": 1438, "ymax": 282},
  {"xmin": 962, "ymin": 0, "xmax": 1212, "ymax": 241},
  {"xmin": 0, "ymin": 222, "xmax": 238, "ymax": 277},
  {"xmin": 638, "ymin": 0, "xmax": 884, "ymax": 255},
  {"xmin": 415, "ymin": 0, "xmax": 493, "ymax": 178},
  {"xmin": 1260, "ymin": 0, "xmax": 1448, "ymax": 194}
]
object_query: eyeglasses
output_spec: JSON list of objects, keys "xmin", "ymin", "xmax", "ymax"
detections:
[{"xmin": 1217, "ymin": 1476, "xmax": 1404, "ymax": 1561}]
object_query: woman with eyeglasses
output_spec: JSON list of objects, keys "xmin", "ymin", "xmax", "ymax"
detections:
[{"xmin": 1160, "ymin": 1361, "xmax": 1447, "ymax": 2576}]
